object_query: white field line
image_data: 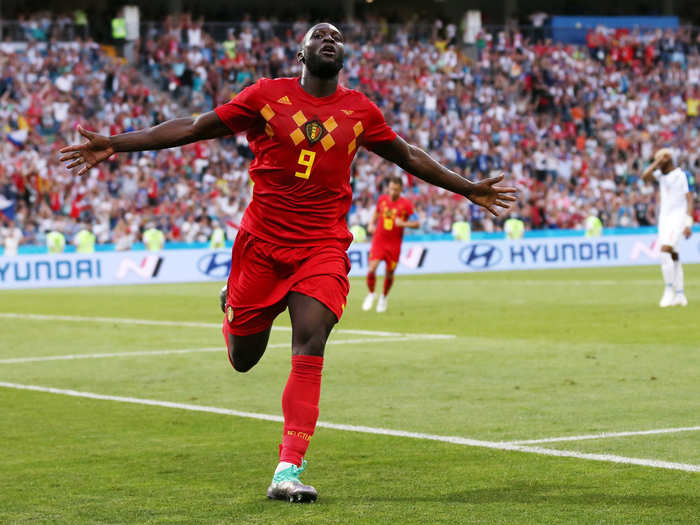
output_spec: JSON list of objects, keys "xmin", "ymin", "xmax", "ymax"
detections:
[
  {"xmin": 503, "ymin": 426, "xmax": 700, "ymax": 445},
  {"xmin": 0, "ymin": 335, "xmax": 453, "ymax": 365},
  {"xmin": 0, "ymin": 381, "xmax": 698, "ymax": 473},
  {"xmin": 0, "ymin": 347, "xmax": 223, "ymax": 364},
  {"xmin": 0, "ymin": 313, "xmax": 454, "ymax": 340},
  {"xmin": 500, "ymin": 446, "xmax": 700, "ymax": 472}
]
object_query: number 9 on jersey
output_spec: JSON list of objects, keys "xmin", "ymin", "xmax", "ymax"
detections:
[{"xmin": 295, "ymin": 149, "xmax": 316, "ymax": 180}]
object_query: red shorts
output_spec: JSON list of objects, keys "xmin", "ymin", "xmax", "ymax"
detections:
[
  {"xmin": 369, "ymin": 241, "xmax": 401, "ymax": 271},
  {"xmin": 222, "ymin": 230, "xmax": 350, "ymax": 337}
]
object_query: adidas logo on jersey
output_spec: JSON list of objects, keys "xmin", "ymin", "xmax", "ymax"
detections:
[{"xmin": 277, "ymin": 96, "xmax": 292, "ymax": 105}]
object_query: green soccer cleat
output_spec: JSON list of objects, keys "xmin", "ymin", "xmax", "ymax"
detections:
[
  {"xmin": 219, "ymin": 285, "xmax": 227, "ymax": 313},
  {"xmin": 266, "ymin": 460, "xmax": 318, "ymax": 503}
]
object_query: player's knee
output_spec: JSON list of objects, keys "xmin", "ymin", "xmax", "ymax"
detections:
[
  {"xmin": 232, "ymin": 360, "xmax": 254, "ymax": 373},
  {"xmin": 293, "ymin": 331, "xmax": 327, "ymax": 357},
  {"xmin": 228, "ymin": 346, "xmax": 257, "ymax": 373},
  {"xmin": 226, "ymin": 331, "xmax": 268, "ymax": 373},
  {"xmin": 229, "ymin": 352, "xmax": 256, "ymax": 373}
]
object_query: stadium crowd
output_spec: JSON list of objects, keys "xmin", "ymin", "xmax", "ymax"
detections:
[{"xmin": 1, "ymin": 14, "xmax": 700, "ymax": 250}]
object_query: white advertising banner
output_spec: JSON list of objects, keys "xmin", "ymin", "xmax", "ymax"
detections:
[
  {"xmin": 348, "ymin": 234, "xmax": 700, "ymax": 276},
  {"xmin": 0, "ymin": 250, "xmax": 229, "ymax": 289},
  {"xmin": 1, "ymin": 234, "xmax": 698, "ymax": 290}
]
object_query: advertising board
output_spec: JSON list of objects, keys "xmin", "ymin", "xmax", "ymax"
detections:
[{"xmin": 1, "ymin": 234, "xmax": 698, "ymax": 289}]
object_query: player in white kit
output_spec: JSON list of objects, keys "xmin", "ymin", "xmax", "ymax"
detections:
[{"xmin": 642, "ymin": 149, "xmax": 694, "ymax": 307}]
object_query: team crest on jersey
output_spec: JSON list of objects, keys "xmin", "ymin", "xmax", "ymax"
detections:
[
  {"xmin": 226, "ymin": 305, "xmax": 234, "ymax": 323},
  {"xmin": 304, "ymin": 120, "xmax": 326, "ymax": 145}
]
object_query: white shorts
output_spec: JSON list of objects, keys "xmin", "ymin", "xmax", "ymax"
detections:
[{"xmin": 658, "ymin": 215, "xmax": 685, "ymax": 249}]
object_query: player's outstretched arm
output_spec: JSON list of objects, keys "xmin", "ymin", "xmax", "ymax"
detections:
[
  {"xmin": 395, "ymin": 217, "xmax": 419, "ymax": 229},
  {"xmin": 371, "ymin": 136, "xmax": 516, "ymax": 216},
  {"xmin": 59, "ymin": 111, "xmax": 231, "ymax": 176}
]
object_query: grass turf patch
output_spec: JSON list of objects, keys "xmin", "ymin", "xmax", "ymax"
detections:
[{"xmin": 1, "ymin": 265, "xmax": 698, "ymax": 523}]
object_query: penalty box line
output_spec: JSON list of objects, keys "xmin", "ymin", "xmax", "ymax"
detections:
[
  {"xmin": 0, "ymin": 381, "xmax": 698, "ymax": 474},
  {"xmin": 0, "ymin": 313, "xmax": 454, "ymax": 340},
  {"xmin": 0, "ymin": 335, "xmax": 451, "ymax": 365}
]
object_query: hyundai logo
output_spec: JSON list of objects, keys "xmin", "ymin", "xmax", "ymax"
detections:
[
  {"xmin": 459, "ymin": 243, "xmax": 502, "ymax": 269},
  {"xmin": 197, "ymin": 252, "xmax": 232, "ymax": 279}
]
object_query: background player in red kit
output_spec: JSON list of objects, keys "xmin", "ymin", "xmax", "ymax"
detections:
[
  {"xmin": 363, "ymin": 175, "xmax": 419, "ymax": 312},
  {"xmin": 59, "ymin": 22, "xmax": 516, "ymax": 503}
]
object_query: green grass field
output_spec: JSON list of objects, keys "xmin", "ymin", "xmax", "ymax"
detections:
[{"xmin": 1, "ymin": 266, "xmax": 699, "ymax": 524}]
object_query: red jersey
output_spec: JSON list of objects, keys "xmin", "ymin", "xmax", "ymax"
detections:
[
  {"xmin": 215, "ymin": 77, "xmax": 397, "ymax": 248},
  {"xmin": 371, "ymin": 194, "xmax": 414, "ymax": 247}
]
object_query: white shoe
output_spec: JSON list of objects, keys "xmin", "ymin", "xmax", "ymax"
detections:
[
  {"xmin": 362, "ymin": 292, "xmax": 376, "ymax": 311},
  {"xmin": 672, "ymin": 293, "xmax": 688, "ymax": 307},
  {"xmin": 376, "ymin": 295, "xmax": 388, "ymax": 313},
  {"xmin": 659, "ymin": 287, "xmax": 675, "ymax": 308}
]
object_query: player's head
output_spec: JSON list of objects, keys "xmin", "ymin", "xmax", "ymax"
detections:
[
  {"xmin": 654, "ymin": 148, "xmax": 674, "ymax": 173},
  {"xmin": 298, "ymin": 23, "xmax": 344, "ymax": 79},
  {"xmin": 387, "ymin": 175, "xmax": 403, "ymax": 200}
]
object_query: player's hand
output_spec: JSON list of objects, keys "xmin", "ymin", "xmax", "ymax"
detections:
[
  {"xmin": 395, "ymin": 218, "xmax": 406, "ymax": 227},
  {"xmin": 683, "ymin": 226, "xmax": 692, "ymax": 239},
  {"xmin": 467, "ymin": 173, "xmax": 517, "ymax": 216},
  {"xmin": 59, "ymin": 126, "xmax": 115, "ymax": 176},
  {"xmin": 367, "ymin": 223, "xmax": 375, "ymax": 234}
]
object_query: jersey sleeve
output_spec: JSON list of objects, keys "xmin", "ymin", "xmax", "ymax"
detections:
[
  {"xmin": 361, "ymin": 99, "xmax": 397, "ymax": 151},
  {"xmin": 651, "ymin": 168, "xmax": 661, "ymax": 182},
  {"xmin": 214, "ymin": 80, "xmax": 264, "ymax": 134}
]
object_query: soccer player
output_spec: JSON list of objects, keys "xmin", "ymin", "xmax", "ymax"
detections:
[
  {"xmin": 59, "ymin": 22, "xmax": 516, "ymax": 503},
  {"xmin": 363, "ymin": 175, "xmax": 418, "ymax": 312},
  {"xmin": 642, "ymin": 148, "xmax": 694, "ymax": 307}
]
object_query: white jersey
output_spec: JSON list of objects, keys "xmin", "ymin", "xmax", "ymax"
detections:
[{"xmin": 653, "ymin": 167, "xmax": 689, "ymax": 220}]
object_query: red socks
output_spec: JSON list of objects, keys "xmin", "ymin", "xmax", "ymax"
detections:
[
  {"xmin": 280, "ymin": 355, "xmax": 324, "ymax": 466},
  {"xmin": 367, "ymin": 271, "xmax": 376, "ymax": 293},
  {"xmin": 383, "ymin": 274, "xmax": 394, "ymax": 295},
  {"xmin": 368, "ymin": 271, "xmax": 393, "ymax": 296}
]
